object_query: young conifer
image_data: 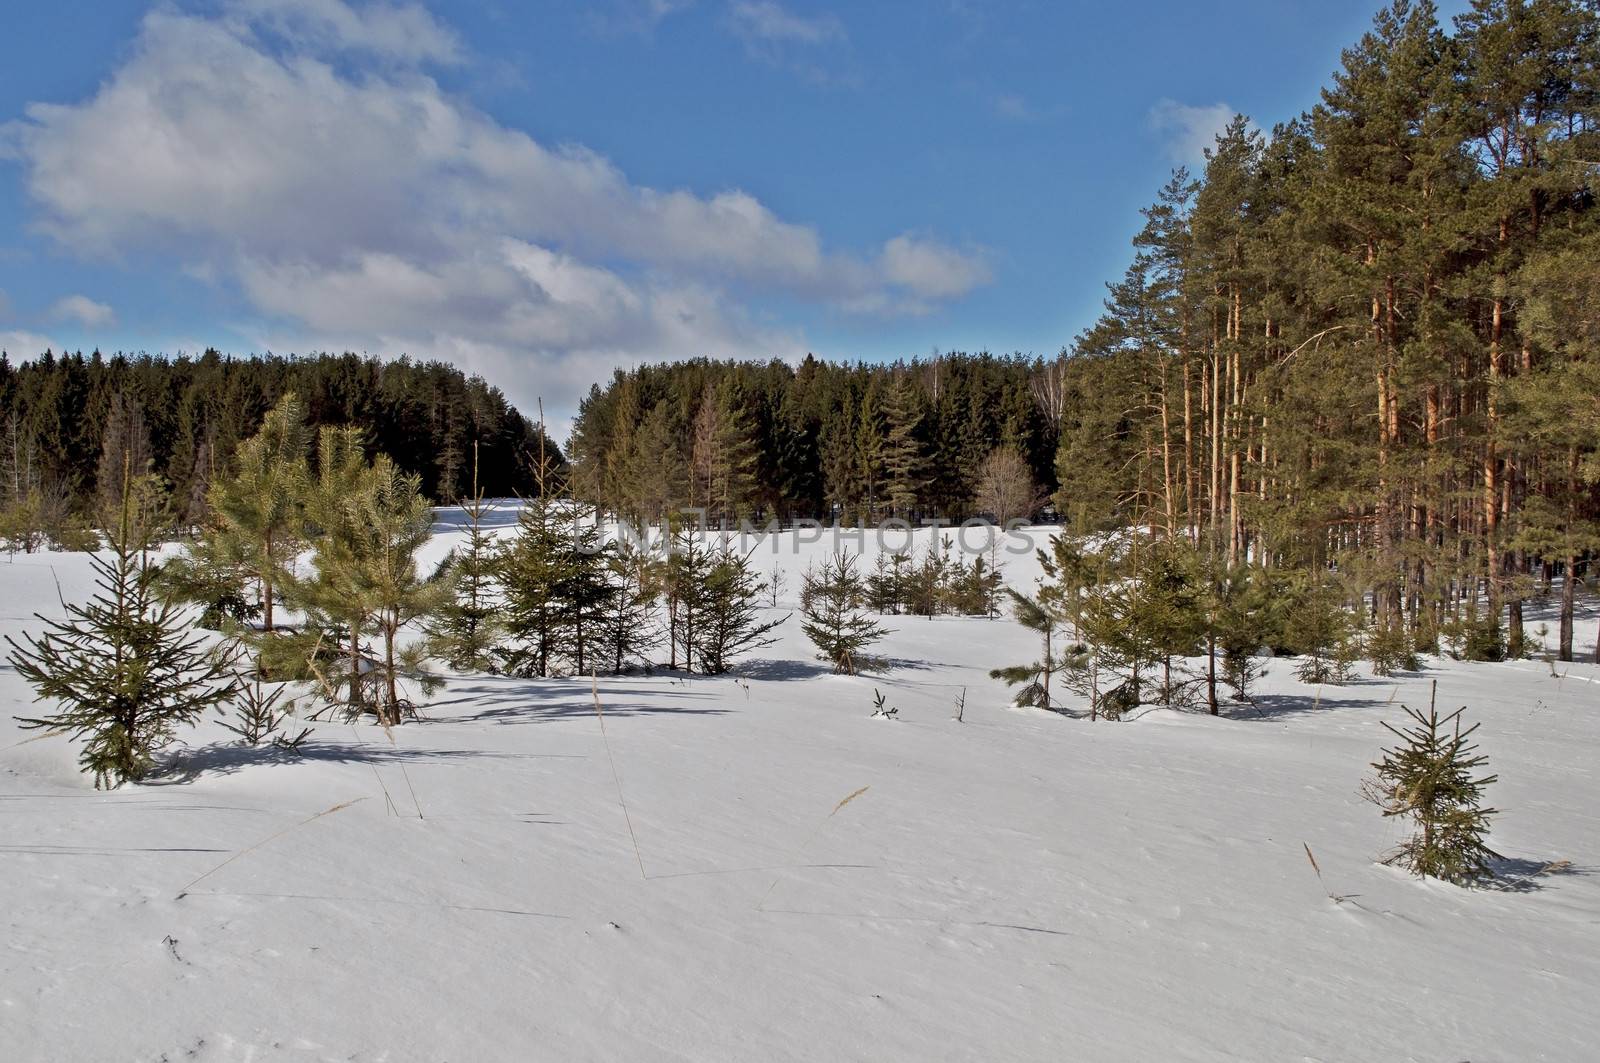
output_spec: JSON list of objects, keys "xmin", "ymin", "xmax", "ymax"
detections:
[
  {"xmin": 801, "ymin": 551, "xmax": 888, "ymax": 675},
  {"xmin": 990, "ymin": 588, "xmax": 1065, "ymax": 709},
  {"xmin": 350, "ymin": 456, "xmax": 448, "ymax": 722},
  {"xmin": 694, "ymin": 542, "xmax": 788, "ymax": 675},
  {"xmin": 430, "ymin": 443, "xmax": 502, "ymax": 672},
  {"xmin": 1368, "ymin": 684, "xmax": 1500, "ymax": 886},
  {"xmin": 6, "ymin": 462, "xmax": 237, "ymax": 787},
  {"xmin": 203, "ymin": 393, "xmax": 309, "ymax": 633},
  {"xmin": 597, "ymin": 540, "xmax": 663, "ymax": 674}
]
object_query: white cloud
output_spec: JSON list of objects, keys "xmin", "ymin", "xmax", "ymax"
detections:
[
  {"xmin": 2, "ymin": 0, "xmax": 982, "ymax": 415},
  {"xmin": 229, "ymin": 0, "xmax": 463, "ymax": 64},
  {"xmin": 992, "ymin": 93, "xmax": 1030, "ymax": 121},
  {"xmin": 723, "ymin": 1, "xmax": 855, "ymax": 86},
  {"xmin": 727, "ymin": 1, "xmax": 844, "ymax": 45},
  {"xmin": 590, "ymin": 0, "xmax": 695, "ymax": 36},
  {"xmin": 881, "ymin": 234, "xmax": 991, "ymax": 302},
  {"xmin": 0, "ymin": 329, "xmax": 57, "ymax": 357},
  {"xmin": 1148, "ymin": 98, "xmax": 1235, "ymax": 166},
  {"xmin": 49, "ymin": 293, "xmax": 116, "ymax": 327}
]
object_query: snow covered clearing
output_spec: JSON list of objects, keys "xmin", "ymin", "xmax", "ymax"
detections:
[{"xmin": 2, "ymin": 520, "xmax": 1598, "ymax": 1061}]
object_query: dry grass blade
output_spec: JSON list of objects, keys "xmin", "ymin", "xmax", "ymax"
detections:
[
  {"xmin": 174, "ymin": 796, "xmax": 369, "ymax": 899},
  {"xmin": 832, "ymin": 786, "xmax": 870, "ymax": 817},
  {"xmin": 757, "ymin": 784, "xmax": 872, "ymax": 911},
  {"xmin": 3, "ymin": 727, "xmax": 68, "ymax": 751},
  {"xmin": 1302, "ymin": 841, "xmax": 1358, "ymax": 905},
  {"xmin": 593, "ymin": 673, "xmax": 647, "ymax": 881}
]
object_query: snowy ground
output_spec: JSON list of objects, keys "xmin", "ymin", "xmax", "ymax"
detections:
[{"xmin": 3, "ymin": 518, "xmax": 1599, "ymax": 1061}]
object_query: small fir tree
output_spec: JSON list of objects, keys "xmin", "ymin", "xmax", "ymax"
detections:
[
  {"xmin": 6, "ymin": 464, "xmax": 237, "ymax": 787},
  {"xmin": 906, "ymin": 535, "xmax": 955, "ymax": 617},
  {"xmin": 1367, "ymin": 685, "xmax": 1500, "ymax": 886},
  {"xmin": 597, "ymin": 540, "xmax": 663, "ymax": 674},
  {"xmin": 496, "ymin": 419, "xmax": 587, "ymax": 678},
  {"xmin": 158, "ymin": 530, "xmax": 261, "ymax": 631},
  {"xmin": 1081, "ymin": 538, "xmax": 1204, "ymax": 708},
  {"xmin": 694, "ymin": 542, "xmax": 788, "ymax": 675},
  {"xmin": 1211, "ymin": 563, "xmax": 1283, "ymax": 701},
  {"xmin": 801, "ymin": 551, "xmax": 888, "ymax": 674},
  {"xmin": 214, "ymin": 638, "xmax": 308, "ymax": 749},
  {"xmin": 663, "ymin": 525, "xmax": 716, "ymax": 672},
  {"xmin": 429, "ymin": 446, "xmax": 503, "ymax": 672},
  {"xmin": 990, "ymin": 588, "xmax": 1072, "ymax": 710},
  {"xmin": 1366, "ymin": 620, "xmax": 1420, "ymax": 676},
  {"xmin": 1288, "ymin": 574, "xmax": 1357, "ymax": 685},
  {"xmin": 866, "ymin": 551, "xmax": 909, "ymax": 614}
]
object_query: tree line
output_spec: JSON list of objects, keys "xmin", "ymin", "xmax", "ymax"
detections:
[
  {"xmin": 567, "ymin": 352, "xmax": 1058, "ymax": 527},
  {"xmin": 0, "ymin": 349, "xmax": 554, "ymax": 549}
]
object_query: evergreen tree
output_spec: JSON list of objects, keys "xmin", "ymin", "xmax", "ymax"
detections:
[
  {"xmin": 865, "ymin": 550, "xmax": 909, "ymax": 614},
  {"xmin": 990, "ymin": 588, "xmax": 1084, "ymax": 711},
  {"xmin": 1210, "ymin": 563, "xmax": 1284, "ymax": 701},
  {"xmin": 694, "ymin": 542, "xmax": 788, "ymax": 675},
  {"xmin": 597, "ymin": 540, "xmax": 663, "ymax": 674},
  {"xmin": 854, "ymin": 381, "xmax": 889, "ymax": 522},
  {"xmin": 1081, "ymin": 537, "xmax": 1206, "ymax": 707},
  {"xmin": 819, "ymin": 403, "xmax": 860, "ymax": 523},
  {"xmin": 1287, "ymin": 573, "xmax": 1358, "ymax": 685},
  {"xmin": 499, "ymin": 496, "xmax": 583, "ymax": 679},
  {"xmin": 663, "ymin": 525, "xmax": 715, "ymax": 672},
  {"xmin": 94, "ymin": 390, "xmax": 153, "ymax": 524},
  {"xmin": 881, "ymin": 375, "xmax": 927, "ymax": 518},
  {"xmin": 1368, "ymin": 685, "xmax": 1500, "ymax": 885},
  {"xmin": 0, "ymin": 413, "xmax": 45, "ymax": 554},
  {"xmin": 1036, "ymin": 533, "xmax": 1103, "ymax": 640},
  {"xmin": 800, "ymin": 551, "xmax": 888, "ymax": 674},
  {"xmin": 565, "ymin": 506, "xmax": 617, "ymax": 677},
  {"xmin": 1366, "ymin": 618, "xmax": 1421, "ymax": 676},
  {"xmin": 279, "ymin": 425, "xmax": 376, "ymax": 714},
  {"xmin": 947, "ymin": 554, "xmax": 1003, "ymax": 617},
  {"xmin": 430, "ymin": 446, "xmax": 503, "ymax": 672},
  {"xmin": 691, "ymin": 380, "xmax": 760, "ymax": 523},
  {"xmin": 6, "ymin": 465, "xmax": 237, "ymax": 787},
  {"xmin": 623, "ymin": 403, "xmax": 689, "ymax": 526},
  {"xmin": 905, "ymin": 535, "xmax": 954, "ymax": 617},
  {"xmin": 345, "ymin": 456, "xmax": 447, "ymax": 723},
  {"xmin": 203, "ymin": 393, "xmax": 309, "ymax": 632}
]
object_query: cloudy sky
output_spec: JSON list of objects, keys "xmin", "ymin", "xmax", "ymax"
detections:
[{"xmin": 0, "ymin": 0, "xmax": 1468, "ymax": 426}]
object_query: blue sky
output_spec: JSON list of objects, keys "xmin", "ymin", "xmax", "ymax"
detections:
[{"xmin": 0, "ymin": 0, "xmax": 1472, "ymax": 422}]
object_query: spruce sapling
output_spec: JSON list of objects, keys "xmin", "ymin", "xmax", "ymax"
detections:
[
  {"xmin": 1366, "ymin": 681, "xmax": 1500, "ymax": 886},
  {"xmin": 800, "ymin": 550, "xmax": 888, "ymax": 675},
  {"xmin": 693, "ymin": 542, "xmax": 788, "ymax": 675},
  {"xmin": 429, "ymin": 443, "xmax": 503, "ymax": 672},
  {"xmin": 6, "ymin": 462, "xmax": 238, "ymax": 787}
]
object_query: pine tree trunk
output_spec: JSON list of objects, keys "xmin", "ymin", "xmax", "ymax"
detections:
[
  {"xmin": 262, "ymin": 544, "xmax": 274, "ymax": 633},
  {"xmin": 1182, "ymin": 351, "xmax": 1196, "ymax": 540},
  {"xmin": 349, "ymin": 623, "xmax": 363, "ymax": 714},
  {"xmin": 384, "ymin": 619, "xmax": 399, "ymax": 726},
  {"xmin": 1159, "ymin": 360, "xmax": 1177, "ymax": 537},
  {"xmin": 1559, "ymin": 555, "xmax": 1575, "ymax": 663},
  {"xmin": 1206, "ymin": 629, "xmax": 1218, "ymax": 716}
]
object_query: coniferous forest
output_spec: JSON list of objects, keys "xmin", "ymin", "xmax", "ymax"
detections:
[
  {"xmin": 570, "ymin": 0, "xmax": 1600, "ymax": 662},
  {"xmin": 0, "ymin": 349, "xmax": 554, "ymax": 526}
]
